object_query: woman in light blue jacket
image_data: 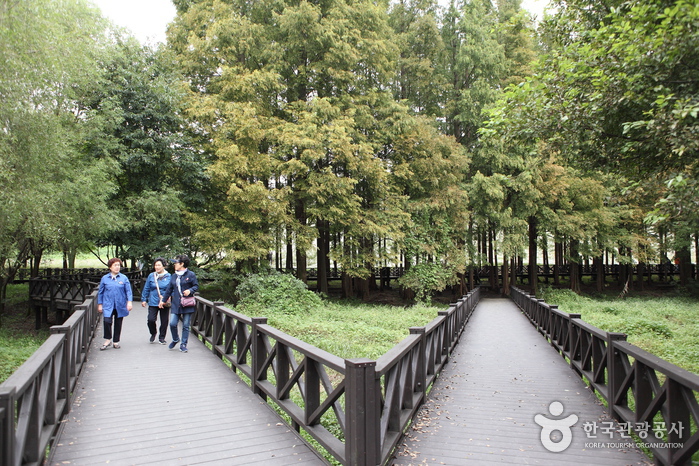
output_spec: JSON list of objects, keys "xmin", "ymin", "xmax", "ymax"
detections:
[
  {"xmin": 97, "ymin": 258, "xmax": 133, "ymax": 350},
  {"xmin": 140, "ymin": 257, "xmax": 171, "ymax": 344}
]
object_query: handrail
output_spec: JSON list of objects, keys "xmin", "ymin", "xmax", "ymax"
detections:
[
  {"xmin": 510, "ymin": 286, "xmax": 699, "ymax": 466},
  {"xmin": 0, "ymin": 291, "xmax": 100, "ymax": 466},
  {"xmin": 191, "ymin": 286, "xmax": 481, "ymax": 465},
  {"xmin": 4, "ymin": 284, "xmax": 479, "ymax": 466}
]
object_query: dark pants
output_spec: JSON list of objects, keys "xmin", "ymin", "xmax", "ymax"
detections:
[
  {"xmin": 103, "ymin": 313, "xmax": 124, "ymax": 343},
  {"xmin": 147, "ymin": 305, "xmax": 169, "ymax": 340}
]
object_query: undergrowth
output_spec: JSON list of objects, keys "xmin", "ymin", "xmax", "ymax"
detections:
[{"xmin": 538, "ymin": 285, "xmax": 699, "ymax": 375}]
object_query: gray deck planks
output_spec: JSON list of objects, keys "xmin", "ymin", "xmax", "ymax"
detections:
[
  {"xmin": 392, "ymin": 297, "xmax": 652, "ymax": 465},
  {"xmin": 49, "ymin": 308, "xmax": 327, "ymax": 465}
]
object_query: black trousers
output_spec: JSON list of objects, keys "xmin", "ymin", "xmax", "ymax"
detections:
[
  {"xmin": 103, "ymin": 313, "xmax": 124, "ymax": 343},
  {"xmin": 147, "ymin": 305, "xmax": 169, "ymax": 340}
]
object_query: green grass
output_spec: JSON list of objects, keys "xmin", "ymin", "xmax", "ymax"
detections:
[
  {"xmin": 0, "ymin": 284, "xmax": 50, "ymax": 382},
  {"xmin": 538, "ymin": 286, "xmax": 699, "ymax": 375},
  {"xmin": 266, "ymin": 299, "xmax": 442, "ymax": 359}
]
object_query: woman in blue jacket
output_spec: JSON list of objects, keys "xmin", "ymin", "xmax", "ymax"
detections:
[
  {"xmin": 97, "ymin": 258, "xmax": 133, "ymax": 350},
  {"xmin": 159, "ymin": 254, "xmax": 199, "ymax": 353},
  {"xmin": 140, "ymin": 257, "xmax": 171, "ymax": 344}
]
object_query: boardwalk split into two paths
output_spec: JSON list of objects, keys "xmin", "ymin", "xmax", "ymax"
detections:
[
  {"xmin": 393, "ymin": 297, "xmax": 650, "ymax": 465},
  {"xmin": 48, "ymin": 297, "xmax": 652, "ymax": 465}
]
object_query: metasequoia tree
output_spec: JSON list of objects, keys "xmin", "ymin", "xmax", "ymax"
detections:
[{"xmin": 170, "ymin": 0, "xmax": 468, "ymax": 297}]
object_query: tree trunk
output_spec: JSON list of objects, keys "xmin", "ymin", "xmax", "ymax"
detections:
[
  {"xmin": 502, "ymin": 256, "xmax": 510, "ymax": 295},
  {"xmin": 677, "ymin": 245, "xmax": 692, "ymax": 286},
  {"xmin": 316, "ymin": 219, "xmax": 329, "ymax": 294},
  {"xmin": 636, "ymin": 261, "xmax": 645, "ymax": 291},
  {"xmin": 488, "ymin": 228, "xmax": 496, "ymax": 290},
  {"xmin": 295, "ymin": 200, "xmax": 307, "ymax": 283},
  {"xmin": 594, "ymin": 255, "xmax": 605, "ymax": 292},
  {"xmin": 554, "ymin": 241, "xmax": 562, "ymax": 286},
  {"xmin": 341, "ymin": 272, "xmax": 353, "ymax": 299},
  {"xmin": 528, "ymin": 216, "xmax": 538, "ymax": 295},
  {"xmin": 569, "ymin": 240, "xmax": 581, "ymax": 293},
  {"xmin": 285, "ymin": 228, "xmax": 294, "ymax": 271}
]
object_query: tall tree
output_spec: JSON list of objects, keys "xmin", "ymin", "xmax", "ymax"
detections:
[
  {"xmin": 0, "ymin": 0, "xmax": 113, "ymax": 322},
  {"xmin": 169, "ymin": 0, "xmax": 468, "ymax": 298},
  {"xmin": 78, "ymin": 38, "xmax": 207, "ymax": 267},
  {"xmin": 389, "ymin": 0, "xmax": 445, "ymax": 117}
]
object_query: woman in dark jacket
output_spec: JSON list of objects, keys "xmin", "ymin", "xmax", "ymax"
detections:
[{"xmin": 159, "ymin": 254, "xmax": 198, "ymax": 353}]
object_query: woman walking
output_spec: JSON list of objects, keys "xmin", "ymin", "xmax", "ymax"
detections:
[
  {"xmin": 140, "ymin": 257, "xmax": 171, "ymax": 344},
  {"xmin": 159, "ymin": 254, "xmax": 199, "ymax": 353},
  {"xmin": 97, "ymin": 258, "xmax": 133, "ymax": 350}
]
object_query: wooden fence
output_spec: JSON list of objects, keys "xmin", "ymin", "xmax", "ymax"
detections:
[
  {"xmin": 510, "ymin": 286, "xmax": 699, "ymax": 466},
  {"xmin": 186, "ymin": 287, "xmax": 481, "ymax": 465},
  {"xmin": 28, "ymin": 272, "xmax": 143, "ymax": 329},
  {"xmin": 0, "ymin": 291, "xmax": 101, "ymax": 466},
  {"xmin": 3, "ymin": 281, "xmax": 479, "ymax": 466}
]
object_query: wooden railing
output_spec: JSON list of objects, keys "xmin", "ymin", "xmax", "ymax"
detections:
[
  {"xmin": 3, "ymin": 285, "xmax": 479, "ymax": 465},
  {"xmin": 191, "ymin": 287, "xmax": 481, "ymax": 465},
  {"xmin": 29, "ymin": 272, "xmax": 143, "ymax": 329},
  {"xmin": 0, "ymin": 291, "xmax": 101, "ymax": 466},
  {"xmin": 511, "ymin": 286, "xmax": 699, "ymax": 466}
]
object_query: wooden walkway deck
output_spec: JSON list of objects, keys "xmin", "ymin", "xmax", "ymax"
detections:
[
  {"xmin": 48, "ymin": 310, "xmax": 327, "ymax": 465},
  {"xmin": 392, "ymin": 297, "xmax": 651, "ymax": 465}
]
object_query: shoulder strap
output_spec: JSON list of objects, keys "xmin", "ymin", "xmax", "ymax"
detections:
[{"xmin": 154, "ymin": 272, "xmax": 162, "ymax": 298}]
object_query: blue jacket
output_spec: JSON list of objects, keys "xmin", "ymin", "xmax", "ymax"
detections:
[
  {"xmin": 97, "ymin": 273, "xmax": 133, "ymax": 318},
  {"xmin": 141, "ymin": 271, "xmax": 172, "ymax": 307},
  {"xmin": 160, "ymin": 269, "xmax": 199, "ymax": 315}
]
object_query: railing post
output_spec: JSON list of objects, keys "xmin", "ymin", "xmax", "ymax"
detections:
[
  {"xmin": 536, "ymin": 299, "xmax": 546, "ymax": 335},
  {"xmin": 50, "ymin": 324, "xmax": 71, "ymax": 415},
  {"xmin": 667, "ymin": 379, "xmax": 691, "ymax": 466},
  {"xmin": 345, "ymin": 358, "xmax": 380, "ymax": 466},
  {"xmin": 251, "ymin": 317, "xmax": 268, "ymax": 400},
  {"xmin": 549, "ymin": 305, "xmax": 558, "ymax": 344},
  {"xmin": 213, "ymin": 301, "xmax": 224, "ymax": 353},
  {"xmin": 606, "ymin": 332, "xmax": 627, "ymax": 416},
  {"xmin": 0, "ymin": 387, "xmax": 15, "ymax": 466},
  {"xmin": 567, "ymin": 313, "xmax": 581, "ymax": 359},
  {"xmin": 410, "ymin": 327, "xmax": 426, "ymax": 401},
  {"xmin": 438, "ymin": 310, "xmax": 450, "ymax": 357}
]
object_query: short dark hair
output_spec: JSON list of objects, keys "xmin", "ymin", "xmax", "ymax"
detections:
[
  {"xmin": 153, "ymin": 257, "xmax": 167, "ymax": 268},
  {"xmin": 107, "ymin": 258, "xmax": 122, "ymax": 268},
  {"xmin": 174, "ymin": 254, "xmax": 190, "ymax": 268}
]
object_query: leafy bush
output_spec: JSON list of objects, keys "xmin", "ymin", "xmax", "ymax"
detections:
[
  {"xmin": 397, "ymin": 262, "xmax": 453, "ymax": 303},
  {"xmin": 235, "ymin": 271, "xmax": 323, "ymax": 316}
]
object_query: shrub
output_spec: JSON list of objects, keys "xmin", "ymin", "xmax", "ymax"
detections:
[
  {"xmin": 235, "ymin": 271, "xmax": 323, "ymax": 316},
  {"xmin": 397, "ymin": 262, "xmax": 453, "ymax": 303}
]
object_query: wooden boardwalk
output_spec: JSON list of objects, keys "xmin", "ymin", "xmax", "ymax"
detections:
[
  {"xmin": 48, "ymin": 310, "xmax": 327, "ymax": 465},
  {"xmin": 392, "ymin": 297, "xmax": 651, "ymax": 465}
]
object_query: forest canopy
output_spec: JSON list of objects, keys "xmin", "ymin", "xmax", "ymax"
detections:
[{"xmin": 1, "ymin": 0, "xmax": 697, "ymax": 312}]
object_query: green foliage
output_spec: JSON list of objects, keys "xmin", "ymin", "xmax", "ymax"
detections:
[
  {"xmin": 397, "ymin": 262, "xmax": 454, "ymax": 303},
  {"xmin": 0, "ymin": 330, "xmax": 47, "ymax": 383},
  {"xmin": 272, "ymin": 299, "xmax": 441, "ymax": 359},
  {"xmin": 0, "ymin": 0, "xmax": 114, "ymax": 318},
  {"xmin": 79, "ymin": 38, "xmax": 207, "ymax": 265},
  {"xmin": 538, "ymin": 286, "xmax": 699, "ymax": 374},
  {"xmin": 0, "ymin": 286, "xmax": 48, "ymax": 383},
  {"xmin": 235, "ymin": 272, "xmax": 323, "ymax": 317}
]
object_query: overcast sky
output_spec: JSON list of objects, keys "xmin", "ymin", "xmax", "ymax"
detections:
[{"xmin": 91, "ymin": 0, "xmax": 549, "ymax": 45}]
